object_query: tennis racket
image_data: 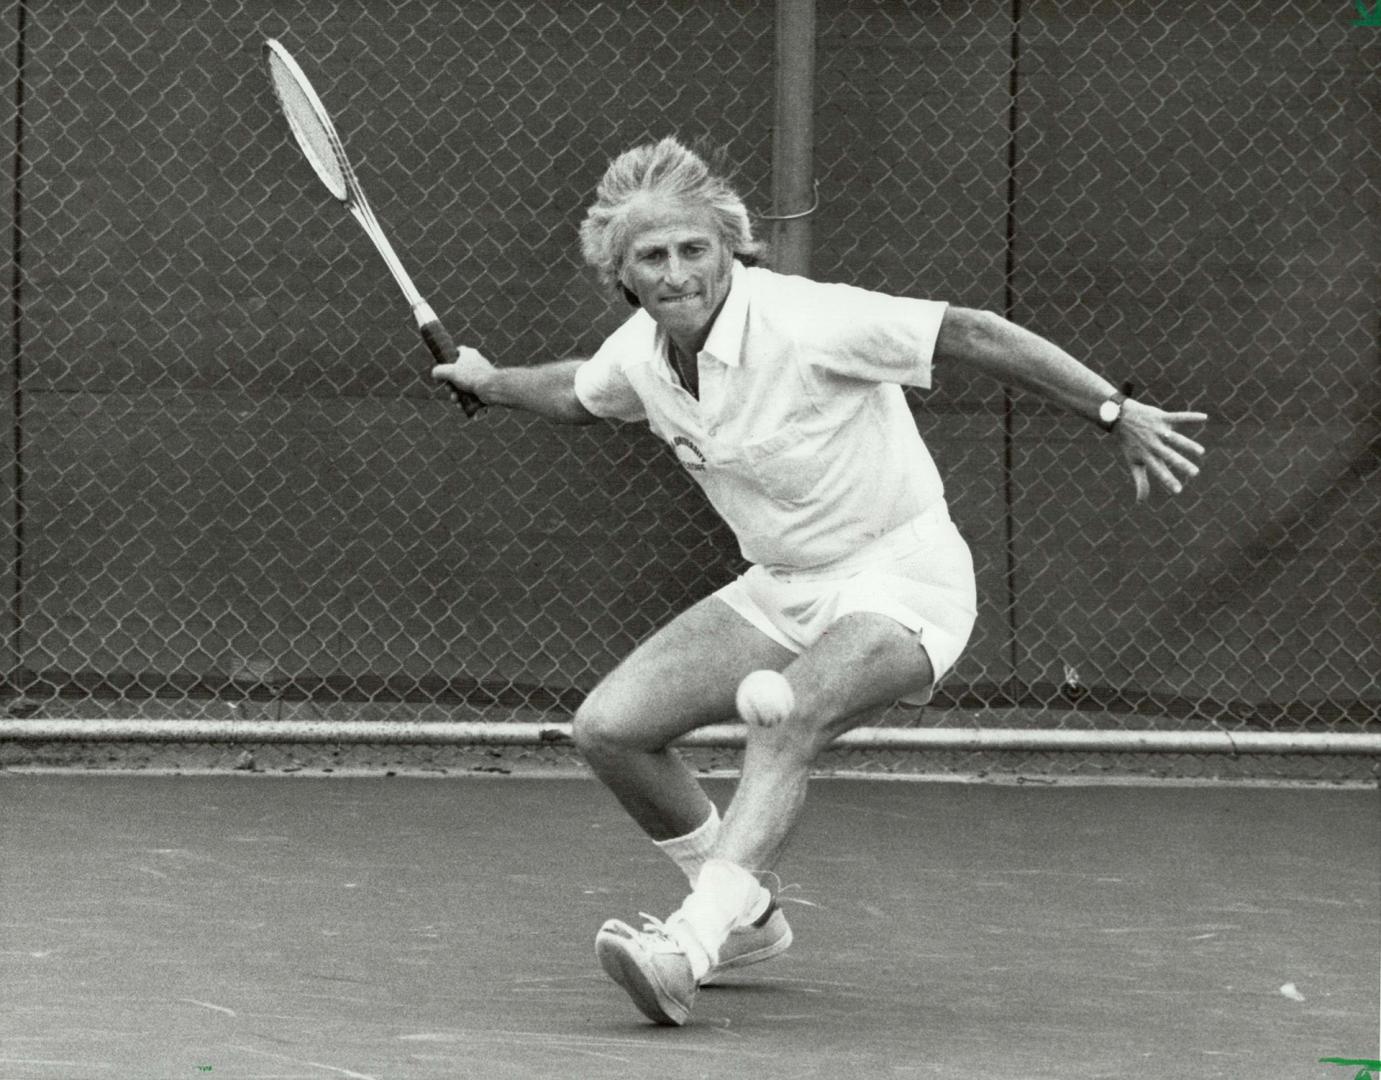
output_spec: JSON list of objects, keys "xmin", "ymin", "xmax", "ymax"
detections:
[{"xmin": 263, "ymin": 37, "xmax": 483, "ymax": 417}]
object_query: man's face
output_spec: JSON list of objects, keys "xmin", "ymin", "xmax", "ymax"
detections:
[{"xmin": 620, "ymin": 199, "xmax": 733, "ymax": 351}]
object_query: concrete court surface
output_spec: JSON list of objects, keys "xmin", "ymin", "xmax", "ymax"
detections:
[{"xmin": 2, "ymin": 771, "xmax": 1377, "ymax": 1079}]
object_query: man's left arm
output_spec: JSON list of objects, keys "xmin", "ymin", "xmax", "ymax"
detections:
[{"xmin": 933, "ymin": 306, "xmax": 1208, "ymax": 502}]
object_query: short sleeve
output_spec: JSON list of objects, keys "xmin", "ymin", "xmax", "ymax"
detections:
[
  {"xmin": 572, "ymin": 316, "xmax": 652, "ymax": 423},
  {"xmin": 791, "ymin": 280, "xmax": 947, "ymax": 390}
]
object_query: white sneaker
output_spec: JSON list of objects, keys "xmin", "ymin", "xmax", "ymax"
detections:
[
  {"xmin": 595, "ymin": 914, "xmax": 700, "ymax": 1026},
  {"xmin": 705, "ymin": 900, "xmax": 793, "ymax": 983}
]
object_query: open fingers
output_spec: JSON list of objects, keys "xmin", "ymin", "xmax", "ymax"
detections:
[
  {"xmin": 1131, "ymin": 463, "xmax": 1150, "ymax": 503},
  {"xmin": 1126, "ymin": 440, "xmax": 1201, "ymax": 499},
  {"xmin": 1164, "ymin": 429, "xmax": 1206, "ymax": 458},
  {"xmin": 1126, "ymin": 450, "xmax": 1182, "ymax": 497},
  {"xmin": 1120, "ymin": 404, "xmax": 1207, "ymax": 502},
  {"xmin": 1159, "ymin": 443, "xmax": 1202, "ymax": 481}
]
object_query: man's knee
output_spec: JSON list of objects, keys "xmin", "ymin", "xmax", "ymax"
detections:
[
  {"xmin": 571, "ymin": 684, "xmax": 658, "ymax": 758},
  {"xmin": 570, "ymin": 694, "xmax": 615, "ymax": 757}
]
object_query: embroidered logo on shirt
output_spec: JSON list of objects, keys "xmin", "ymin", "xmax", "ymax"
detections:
[{"xmin": 672, "ymin": 436, "xmax": 707, "ymax": 472}]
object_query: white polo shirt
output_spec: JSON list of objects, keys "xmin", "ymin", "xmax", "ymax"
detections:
[{"xmin": 574, "ymin": 263, "xmax": 949, "ymax": 571}]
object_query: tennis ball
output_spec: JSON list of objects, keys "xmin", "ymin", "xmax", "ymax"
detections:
[{"xmin": 735, "ymin": 670, "xmax": 795, "ymax": 725}]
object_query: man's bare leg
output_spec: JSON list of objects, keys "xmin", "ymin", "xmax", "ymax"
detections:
[
  {"xmin": 716, "ymin": 612, "xmax": 935, "ymax": 871},
  {"xmin": 571, "ymin": 594, "xmax": 793, "ymax": 840},
  {"xmin": 592, "ymin": 610, "xmax": 937, "ymax": 1023}
]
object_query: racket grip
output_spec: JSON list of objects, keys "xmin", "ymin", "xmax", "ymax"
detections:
[{"xmin": 415, "ymin": 305, "xmax": 484, "ymax": 418}]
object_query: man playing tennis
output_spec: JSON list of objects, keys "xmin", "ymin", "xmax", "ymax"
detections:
[{"xmin": 431, "ymin": 136, "xmax": 1207, "ymax": 1026}]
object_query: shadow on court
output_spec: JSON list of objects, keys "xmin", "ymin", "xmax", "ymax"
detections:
[{"xmin": 2, "ymin": 772, "xmax": 1376, "ymax": 1079}]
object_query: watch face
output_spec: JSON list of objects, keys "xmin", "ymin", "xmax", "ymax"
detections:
[{"xmin": 1099, "ymin": 399, "xmax": 1120, "ymax": 426}]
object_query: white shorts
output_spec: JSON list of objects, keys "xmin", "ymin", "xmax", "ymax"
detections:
[{"xmin": 714, "ymin": 502, "xmax": 977, "ymax": 704}]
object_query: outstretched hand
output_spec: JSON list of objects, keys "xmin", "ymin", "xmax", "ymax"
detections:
[{"xmin": 1115, "ymin": 400, "xmax": 1208, "ymax": 502}]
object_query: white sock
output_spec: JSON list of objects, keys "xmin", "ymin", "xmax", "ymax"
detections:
[
  {"xmin": 669, "ymin": 858, "xmax": 764, "ymax": 981},
  {"xmin": 653, "ymin": 804, "xmax": 720, "ymax": 886}
]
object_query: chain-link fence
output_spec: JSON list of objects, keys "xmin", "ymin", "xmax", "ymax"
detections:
[{"xmin": 1, "ymin": 1, "xmax": 1377, "ymax": 769}]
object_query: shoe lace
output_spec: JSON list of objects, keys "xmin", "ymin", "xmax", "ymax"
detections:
[
  {"xmin": 636, "ymin": 912, "xmax": 676, "ymax": 939},
  {"xmin": 634, "ymin": 912, "xmax": 704, "ymax": 962},
  {"xmin": 754, "ymin": 871, "xmax": 817, "ymax": 911}
]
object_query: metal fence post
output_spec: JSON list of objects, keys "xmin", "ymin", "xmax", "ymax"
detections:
[{"xmin": 772, "ymin": 0, "xmax": 815, "ymax": 277}]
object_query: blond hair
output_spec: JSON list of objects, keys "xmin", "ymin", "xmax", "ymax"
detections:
[{"xmin": 578, "ymin": 136, "xmax": 764, "ymax": 296}]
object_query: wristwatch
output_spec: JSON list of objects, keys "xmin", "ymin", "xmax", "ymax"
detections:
[{"xmin": 1098, "ymin": 391, "xmax": 1127, "ymax": 432}]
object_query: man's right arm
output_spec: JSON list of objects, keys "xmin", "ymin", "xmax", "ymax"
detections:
[{"xmin": 432, "ymin": 350, "xmax": 599, "ymax": 425}]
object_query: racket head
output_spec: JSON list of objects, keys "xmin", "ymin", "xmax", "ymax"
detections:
[{"xmin": 264, "ymin": 38, "xmax": 353, "ymax": 203}]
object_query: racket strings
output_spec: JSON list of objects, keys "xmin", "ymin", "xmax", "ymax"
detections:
[
  {"xmin": 265, "ymin": 47, "xmax": 350, "ymax": 201},
  {"xmin": 265, "ymin": 42, "xmax": 421, "ymax": 307}
]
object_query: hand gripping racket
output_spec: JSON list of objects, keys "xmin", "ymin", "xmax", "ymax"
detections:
[{"xmin": 263, "ymin": 38, "xmax": 484, "ymax": 417}]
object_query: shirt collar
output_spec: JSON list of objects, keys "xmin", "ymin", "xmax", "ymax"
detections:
[{"xmin": 699, "ymin": 260, "xmax": 748, "ymax": 368}]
